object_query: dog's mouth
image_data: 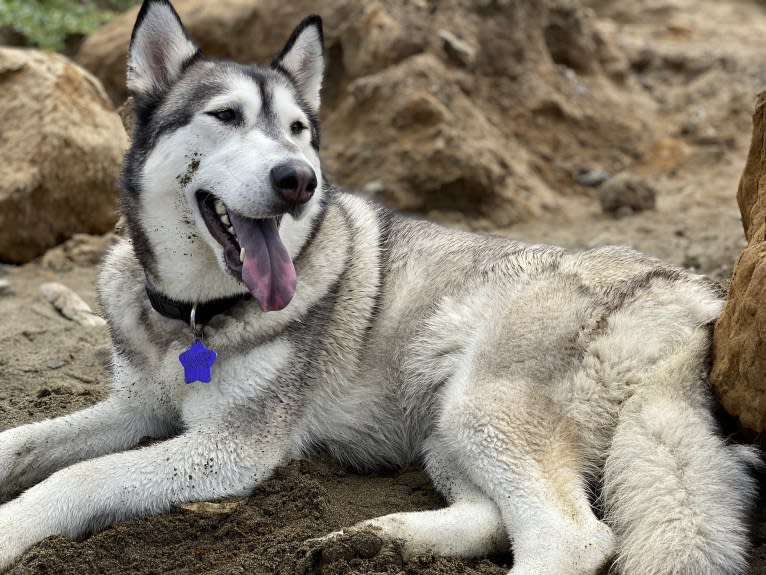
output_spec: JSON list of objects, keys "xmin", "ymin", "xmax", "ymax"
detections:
[{"xmin": 196, "ymin": 191, "xmax": 296, "ymax": 312}]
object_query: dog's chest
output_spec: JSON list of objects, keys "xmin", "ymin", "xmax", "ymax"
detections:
[{"xmin": 119, "ymin": 332, "xmax": 294, "ymax": 420}]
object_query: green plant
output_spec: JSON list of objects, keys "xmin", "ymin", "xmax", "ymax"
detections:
[{"xmin": 0, "ymin": 0, "xmax": 139, "ymax": 52}]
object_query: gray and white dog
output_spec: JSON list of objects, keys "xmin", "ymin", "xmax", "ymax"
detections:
[{"xmin": 0, "ymin": 1, "xmax": 758, "ymax": 573}]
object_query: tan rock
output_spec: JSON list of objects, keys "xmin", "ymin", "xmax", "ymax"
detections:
[
  {"xmin": 712, "ymin": 91, "xmax": 766, "ymax": 434},
  {"xmin": 0, "ymin": 48, "xmax": 127, "ymax": 264}
]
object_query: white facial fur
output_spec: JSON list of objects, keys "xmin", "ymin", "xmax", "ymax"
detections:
[{"xmin": 138, "ymin": 73, "xmax": 324, "ymax": 303}]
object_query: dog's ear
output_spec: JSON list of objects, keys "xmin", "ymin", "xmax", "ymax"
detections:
[
  {"xmin": 272, "ymin": 15, "xmax": 324, "ymax": 114},
  {"xmin": 127, "ymin": 0, "xmax": 199, "ymax": 99}
]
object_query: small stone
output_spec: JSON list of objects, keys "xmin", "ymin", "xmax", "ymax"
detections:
[
  {"xmin": 597, "ymin": 173, "xmax": 656, "ymax": 216},
  {"xmin": 574, "ymin": 168, "xmax": 611, "ymax": 187},
  {"xmin": 46, "ymin": 359, "xmax": 68, "ymax": 370},
  {"xmin": 438, "ymin": 29, "xmax": 476, "ymax": 67},
  {"xmin": 362, "ymin": 180, "xmax": 385, "ymax": 197}
]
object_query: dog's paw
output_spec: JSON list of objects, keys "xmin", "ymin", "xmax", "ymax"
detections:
[{"xmin": 299, "ymin": 528, "xmax": 403, "ymax": 574}]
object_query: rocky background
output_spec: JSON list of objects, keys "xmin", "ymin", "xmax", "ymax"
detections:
[{"xmin": 1, "ymin": 0, "xmax": 766, "ymax": 573}]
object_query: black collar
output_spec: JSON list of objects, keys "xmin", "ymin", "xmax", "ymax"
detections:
[{"xmin": 145, "ymin": 282, "xmax": 251, "ymax": 326}]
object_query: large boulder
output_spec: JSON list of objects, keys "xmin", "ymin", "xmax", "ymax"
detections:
[
  {"xmin": 0, "ymin": 48, "xmax": 127, "ymax": 264},
  {"xmin": 77, "ymin": 0, "xmax": 652, "ymax": 226},
  {"xmin": 712, "ymin": 92, "xmax": 766, "ymax": 435}
]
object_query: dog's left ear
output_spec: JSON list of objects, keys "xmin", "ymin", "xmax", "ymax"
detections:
[
  {"xmin": 272, "ymin": 15, "xmax": 324, "ymax": 114},
  {"xmin": 127, "ymin": 0, "xmax": 199, "ymax": 99}
]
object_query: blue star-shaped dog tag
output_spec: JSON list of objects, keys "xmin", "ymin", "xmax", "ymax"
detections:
[{"xmin": 179, "ymin": 340, "xmax": 217, "ymax": 384}]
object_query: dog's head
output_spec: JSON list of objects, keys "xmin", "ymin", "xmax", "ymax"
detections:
[{"xmin": 121, "ymin": 0, "xmax": 325, "ymax": 311}]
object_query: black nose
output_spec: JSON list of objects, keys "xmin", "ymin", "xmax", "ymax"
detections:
[{"xmin": 270, "ymin": 161, "xmax": 317, "ymax": 205}]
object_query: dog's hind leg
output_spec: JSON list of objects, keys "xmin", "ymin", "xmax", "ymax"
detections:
[
  {"xmin": 0, "ymin": 394, "xmax": 174, "ymax": 501},
  {"xmin": 440, "ymin": 374, "xmax": 615, "ymax": 575},
  {"xmin": 344, "ymin": 440, "xmax": 508, "ymax": 560}
]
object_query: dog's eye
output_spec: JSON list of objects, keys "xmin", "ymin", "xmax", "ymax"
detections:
[
  {"xmin": 290, "ymin": 121, "xmax": 308, "ymax": 136},
  {"xmin": 206, "ymin": 109, "xmax": 241, "ymax": 125}
]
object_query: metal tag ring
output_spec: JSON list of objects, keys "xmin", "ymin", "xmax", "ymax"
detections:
[{"xmin": 190, "ymin": 303, "xmax": 203, "ymax": 339}]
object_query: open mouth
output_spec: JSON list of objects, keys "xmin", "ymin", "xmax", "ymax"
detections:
[{"xmin": 196, "ymin": 191, "xmax": 297, "ymax": 312}]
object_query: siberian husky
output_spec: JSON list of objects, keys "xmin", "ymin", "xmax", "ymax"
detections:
[{"xmin": 0, "ymin": 1, "xmax": 757, "ymax": 573}]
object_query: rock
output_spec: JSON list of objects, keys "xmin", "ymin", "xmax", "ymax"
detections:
[
  {"xmin": 597, "ymin": 173, "xmax": 657, "ymax": 216},
  {"xmin": 712, "ymin": 91, "xmax": 766, "ymax": 436},
  {"xmin": 544, "ymin": 2, "xmax": 599, "ymax": 73},
  {"xmin": 46, "ymin": 359, "xmax": 68, "ymax": 370},
  {"xmin": 0, "ymin": 49, "xmax": 127, "ymax": 264},
  {"xmin": 438, "ymin": 29, "xmax": 476, "ymax": 68},
  {"xmin": 41, "ymin": 233, "xmax": 116, "ymax": 272},
  {"xmin": 39, "ymin": 282, "xmax": 107, "ymax": 328},
  {"xmin": 574, "ymin": 167, "xmax": 611, "ymax": 187}
]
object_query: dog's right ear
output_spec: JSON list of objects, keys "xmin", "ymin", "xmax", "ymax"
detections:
[{"xmin": 127, "ymin": 0, "xmax": 199, "ymax": 99}]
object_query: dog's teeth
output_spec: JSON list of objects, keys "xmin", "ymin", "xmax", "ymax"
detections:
[
  {"xmin": 227, "ymin": 226, "xmax": 235, "ymax": 235},
  {"xmin": 239, "ymin": 247, "xmax": 246, "ymax": 262},
  {"xmin": 214, "ymin": 201, "xmax": 226, "ymax": 215},
  {"xmin": 220, "ymin": 213, "xmax": 231, "ymax": 226}
]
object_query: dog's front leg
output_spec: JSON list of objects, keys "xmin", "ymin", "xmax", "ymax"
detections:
[
  {"xmin": 0, "ymin": 395, "xmax": 175, "ymax": 501},
  {"xmin": 0, "ymin": 412, "xmax": 291, "ymax": 572}
]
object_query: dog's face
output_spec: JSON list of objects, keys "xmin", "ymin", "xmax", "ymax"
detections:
[{"xmin": 121, "ymin": 0, "xmax": 325, "ymax": 311}]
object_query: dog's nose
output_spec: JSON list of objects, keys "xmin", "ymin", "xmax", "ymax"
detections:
[{"xmin": 271, "ymin": 161, "xmax": 317, "ymax": 205}]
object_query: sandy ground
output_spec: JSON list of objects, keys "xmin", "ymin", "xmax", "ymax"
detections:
[{"xmin": 4, "ymin": 0, "xmax": 766, "ymax": 573}]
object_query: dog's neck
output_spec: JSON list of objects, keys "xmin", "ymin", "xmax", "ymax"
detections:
[{"xmin": 144, "ymin": 280, "xmax": 251, "ymax": 326}]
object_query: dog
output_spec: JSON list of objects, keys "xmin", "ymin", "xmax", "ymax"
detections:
[{"xmin": 0, "ymin": 1, "xmax": 758, "ymax": 573}]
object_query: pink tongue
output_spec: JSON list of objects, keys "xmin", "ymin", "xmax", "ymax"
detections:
[{"xmin": 228, "ymin": 213, "xmax": 296, "ymax": 311}]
